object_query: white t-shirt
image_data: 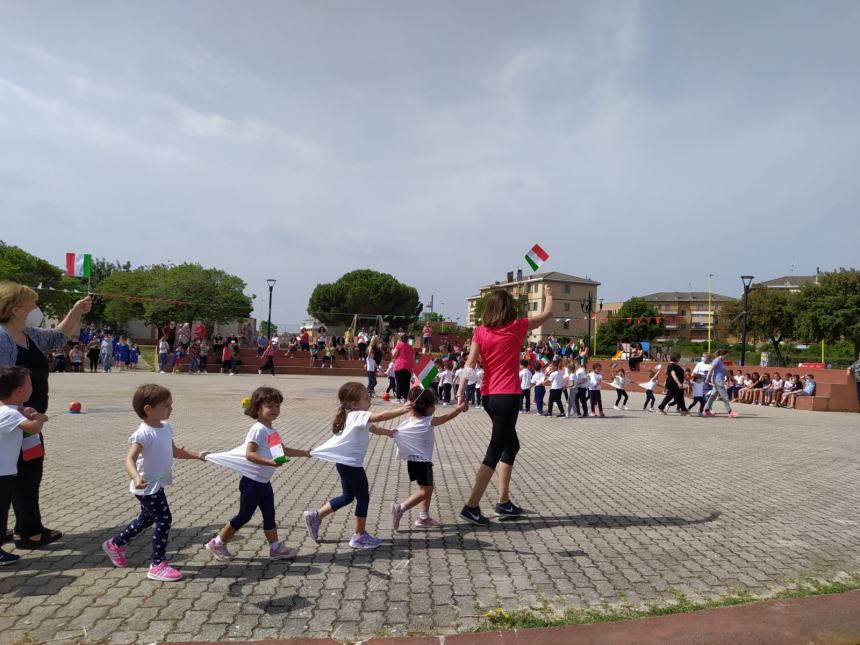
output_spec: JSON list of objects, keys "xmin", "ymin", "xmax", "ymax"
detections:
[
  {"xmin": 530, "ymin": 371, "xmax": 545, "ymax": 387},
  {"xmin": 439, "ymin": 369, "xmax": 453, "ymax": 385},
  {"xmin": 574, "ymin": 367, "xmax": 587, "ymax": 388},
  {"xmin": 548, "ymin": 369, "xmax": 566, "ymax": 390},
  {"xmin": 519, "ymin": 368, "xmax": 532, "ymax": 389},
  {"xmin": 453, "ymin": 368, "xmax": 462, "ymax": 383},
  {"xmin": 128, "ymin": 422, "xmax": 174, "ymax": 496},
  {"xmin": 587, "ymin": 372, "xmax": 603, "ymax": 391},
  {"xmin": 692, "ymin": 361, "xmax": 710, "ymax": 380},
  {"xmin": 770, "ymin": 378, "xmax": 783, "ymax": 391},
  {"xmin": 611, "ymin": 375, "xmax": 628, "ymax": 389},
  {"xmin": 475, "ymin": 368, "xmax": 484, "ymax": 388},
  {"xmin": 392, "ymin": 415, "xmax": 435, "ymax": 462},
  {"xmin": 642, "ymin": 378, "xmax": 657, "ymax": 391},
  {"xmin": 0, "ymin": 405, "xmax": 26, "ymax": 476},
  {"xmin": 386, "ymin": 362, "xmax": 395, "ymax": 377},
  {"xmin": 310, "ymin": 410, "xmax": 372, "ymax": 468},
  {"xmin": 205, "ymin": 422, "xmax": 278, "ymax": 483},
  {"xmin": 691, "ymin": 381, "xmax": 705, "ymax": 397},
  {"xmin": 366, "ymin": 356, "xmax": 377, "ymax": 372},
  {"xmin": 158, "ymin": 340, "xmax": 169, "ymax": 354}
]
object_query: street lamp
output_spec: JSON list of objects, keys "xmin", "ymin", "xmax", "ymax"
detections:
[
  {"xmin": 266, "ymin": 279, "xmax": 276, "ymax": 340},
  {"xmin": 580, "ymin": 292, "xmax": 602, "ymax": 351},
  {"xmin": 740, "ymin": 275, "xmax": 754, "ymax": 366}
]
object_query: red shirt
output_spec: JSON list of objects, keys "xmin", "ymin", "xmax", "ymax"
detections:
[
  {"xmin": 474, "ymin": 318, "xmax": 529, "ymax": 395},
  {"xmin": 393, "ymin": 340, "xmax": 415, "ymax": 372}
]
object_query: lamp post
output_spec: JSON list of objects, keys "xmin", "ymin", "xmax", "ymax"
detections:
[
  {"xmin": 580, "ymin": 292, "xmax": 602, "ymax": 352},
  {"xmin": 266, "ymin": 279, "xmax": 276, "ymax": 340},
  {"xmin": 707, "ymin": 273, "xmax": 713, "ymax": 353},
  {"xmin": 740, "ymin": 275, "xmax": 754, "ymax": 366}
]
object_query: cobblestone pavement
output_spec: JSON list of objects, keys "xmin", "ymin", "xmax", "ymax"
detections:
[{"xmin": 1, "ymin": 372, "xmax": 859, "ymax": 644}]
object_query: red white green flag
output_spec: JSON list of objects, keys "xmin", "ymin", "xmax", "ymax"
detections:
[
  {"xmin": 65, "ymin": 253, "xmax": 92, "ymax": 278},
  {"xmin": 22, "ymin": 432, "xmax": 44, "ymax": 461},
  {"xmin": 524, "ymin": 244, "xmax": 549, "ymax": 271},
  {"xmin": 413, "ymin": 356, "xmax": 439, "ymax": 389},
  {"xmin": 267, "ymin": 432, "xmax": 288, "ymax": 464}
]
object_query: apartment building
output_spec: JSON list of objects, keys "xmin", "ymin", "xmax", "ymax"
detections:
[{"xmin": 641, "ymin": 291, "xmax": 737, "ymax": 343}]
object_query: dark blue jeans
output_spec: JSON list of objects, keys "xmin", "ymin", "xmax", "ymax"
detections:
[
  {"xmin": 533, "ymin": 385, "xmax": 545, "ymax": 413},
  {"xmin": 230, "ymin": 476, "xmax": 276, "ymax": 531},
  {"xmin": 112, "ymin": 489, "xmax": 172, "ymax": 565},
  {"xmin": 330, "ymin": 464, "xmax": 370, "ymax": 518}
]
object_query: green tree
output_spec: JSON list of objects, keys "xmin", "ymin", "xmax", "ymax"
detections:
[
  {"xmin": 471, "ymin": 292, "xmax": 528, "ymax": 325},
  {"xmin": 85, "ymin": 258, "xmax": 133, "ymax": 323},
  {"xmin": 794, "ymin": 268, "xmax": 860, "ymax": 356},
  {"xmin": 308, "ymin": 269, "xmax": 421, "ymax": 326},
  {"xmin": 259, "ymin": 321, "xmax": 278, "ymax": 338},
  {"xmin": 0, "ymin": 241, "xmax": 79, "ymax": 319},
  {"xmin": 721, "ymin": 287, "xmax": 797, "ymax": 366},
  {"xmin": 596, "ymin": 297, "xmax": 664, "ymax": 355},
  {"xmin": 100, "ymin": 263, "xmax": 253, "ymax": 327}
]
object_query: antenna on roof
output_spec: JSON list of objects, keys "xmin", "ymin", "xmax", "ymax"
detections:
[{"xmin": 790, "ymin": 262, "xmax": 798, "ymax": 274}]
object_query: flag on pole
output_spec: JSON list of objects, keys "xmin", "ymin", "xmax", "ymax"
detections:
[
  {"xmin": 65, "ymin": 253, "xmax": 92, "ymax": 278},
  {"xmin": 524, "ymin": 244, "xmax": 549, "ymax": 271},
  {"xmin": 268, "ymin": 432, "xmax": 288, "ymax": 465},
  {"xmin": 414, "ymin": 355, "xmax": 439, "ymax": 389}
]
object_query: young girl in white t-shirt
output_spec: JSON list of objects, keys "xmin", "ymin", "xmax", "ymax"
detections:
[
  {"xmin": 102, "ymin": 384, "xmax": 209, "ymax": 582},
  {"xmin": 390, "ymin": 387, "xmax": 467, "ymax": 530},
  {"xmin": 588, "ymin": 363, "xmax": 605, "ymax": 417},
  {"xmin": 304, "ymin": 382, "xmax": 410, "ymax": 549},
  {"xmin": 611, "ymin": 368, "xmax": 630, "ymax": 410},
  {"xmin": 205, "ymin": 387, "xmax": 312, "ymax": 562},
  {"xmin": 438, "ymin": 362, "xmax": 454, "ymax": 405}
]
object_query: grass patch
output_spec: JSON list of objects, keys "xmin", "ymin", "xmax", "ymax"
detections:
[{"xmin": 476, "ymin": 572, "xmax": 860, "ymax": 631}]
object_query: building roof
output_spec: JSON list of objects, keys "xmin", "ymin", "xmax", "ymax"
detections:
[
  {"xmin": 756, "ymin": 275, "xmax": 818, "ymax": 289},
  {"xmin": 641, "ymin": 291, "xmax": 737, "ymax": 303},
  {"xmin": 480, "ymin": 271, "xmax": 600, "ymax": 290}
]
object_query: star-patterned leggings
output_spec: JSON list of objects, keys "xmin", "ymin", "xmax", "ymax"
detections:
[{"xmin": 112, "ymin": 489, "xmax": 172, "ymax": 565}]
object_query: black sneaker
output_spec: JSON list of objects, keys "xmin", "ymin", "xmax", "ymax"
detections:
[
  {"xmin": 460, "ymin": 505, "xmax": 490, "ymax": 526},
  {"xmin": 0, "ymin": 549, "xmax": 20, "ymax": 566},
  {"xmin": 495, "ymin": 501, "xmax": 524, "ymax": 516}
]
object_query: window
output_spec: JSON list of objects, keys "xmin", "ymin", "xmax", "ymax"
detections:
[
  {"xmin": 563, "ymin": 320, "xmax": 570, "ymax": 329},
  {"xmin": 532, "ymin": 302, "xmax": 538, "ymax": 311},
  {"xmin": 532, "ymin": 283, "xmax": 538, "ymax": 293},
  {"xmin": 564, "ymin": 302, "xmax": 570, "ymax": 311},
  {"xmin": 680, "ymin": 310, "xmax": 686, "ymax": 316}
]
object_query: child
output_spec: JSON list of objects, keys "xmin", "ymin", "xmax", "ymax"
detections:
[
  {"xmin": 642, "ymin": 369, "xmax": 659, "ymax": 411},
  {"xmin": 172, "ymin": 345, "xmax": 184, "ymax": 374},
  {"xmin": 385, "ymin": 361, "xmax": 398, "ymax": 398},
  {"xmin": 309, "ymin": 343, "xmax": 320, "ymax": 368},
  {"xmin": 390, "ymin": 387, "xmax": 467, "ymax": 530},
  {"xmin": 205, "ymin": 387, "xmax": 311, "ymax": 562},
  {"xmin": 438, "ymin": 361, "xmax": 454, "ymax": 405},
  {"xmin": 0, "ymin": 367, "xmax": 49, "ymax": 565},
  {"xmin": 544, "ymin": 360, "xmax": 566, "ymax": 417},
  {"xmin": 323, "ymin": 344, "xmax": 334, "ymax": 368},
  {"xmin": 118, "ymin": 336, "xmax": 131, "ymax": 371},
  {"xmin": 573, "ymin": 362, "xmax": 589, "ymax": 418},
  {"xmin": 102, "ymin": 384, "xmax": 209, "ymax": 581},
  {"xmin": 130, "ymin": 343, "xmax": 140, "ymax": 370},
  {"xmin": 518, "ymin": 359, "xmax": 533, "ymax": 413},
  {"xmin": 474, "ymin": 364, "xmax": 484, "ymax": 408},
  {"xmin": 531, "ymin": 366, "xmax": 546, "ymax": 415},
  {"xmin": 366, "ymin": 353, "xmax": 378, "ymax": 398},
  {"xmin": 611, "ymin": 368, "xmax": 629, "ymax": 410},
  {"xmin": 782, "ymin": 374, "xmax": 815, "ymax": 408},
  {"xmin": 588, "ymin": 363, "xmax": 605, "ymax": 417},
  {"xmin": 690, "ymin": 373, "xmax": 706, "ymax": 416},
  {"xmin": 304, "ymin": 383, "xmax": 410, "ymax": 549}
]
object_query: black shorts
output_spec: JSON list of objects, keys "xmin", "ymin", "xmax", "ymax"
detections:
[{"xmin": 407, "ymin": 461, "xmax": 434, "ymax": 486}]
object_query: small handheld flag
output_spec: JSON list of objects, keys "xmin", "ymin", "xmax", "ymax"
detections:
[
  {"xmin": 65, "ymin": 253, "xmax": 92, "ymax": 278},
  {"xmin": 524, "ymin": 244, "xmax": 549, "ymax": 272},
  {"xmin": 414, "ymin": 355, "xmax": 439, "ymax": 389},
  {"xmin": 268, "ymin": 432, "xmax": 289, "ymax": 465},
  {"xmin": 22, "ymin": 432, "xmax": 44, "ymax": 461}
]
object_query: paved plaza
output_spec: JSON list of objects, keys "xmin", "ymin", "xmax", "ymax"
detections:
[{"xmin": 1, "ymin": 371, "xmax": 859, "ymax": 644}]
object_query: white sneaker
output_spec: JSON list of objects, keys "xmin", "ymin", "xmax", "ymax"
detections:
[
  {"xmin": 613, "ymin": 405, "xmax": 619, "ymax": 410},
  {"xmin": 623, "ymin": 406, "xmax": 629, "ymax": 410}
]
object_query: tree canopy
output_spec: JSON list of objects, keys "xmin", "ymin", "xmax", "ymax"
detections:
[
  {"xmin": 470, "ymin": 292, "xmax": 528, "ymax": 326},
  {"xmin": 307, "ymin": 270, "xmax": 421, "ymax": 326},
  {"xmin": 0, "ymin": 241, "xmax": 79, "ymax": 319},
  {"xmin": 596, "ymin": 297, "xmax": 664, "ymax": 355},
  {"xmin": 721, "ymin": 286, "xmax": 796, "ymax": 365},
  {"xmin": 794, "ymin": 268, "xmax": 860, "ymax": 355}
]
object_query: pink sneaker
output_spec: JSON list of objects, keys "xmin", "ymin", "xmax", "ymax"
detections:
[
  {"xmin": 414, "ymin": 516, "xmax": 442, "ymax": 529},
  {"xmin": 102, "ymin": 539, "xmax": 127, "ymax": 567},
  {"xmin": 147, "ymin": 561, "xmax": 183, "ymax": 582},
  {"xmin": 269, "ymin": 543, "xmax": 297, "ymax": 560},
  {"xmin": 391, "ymin": 502, "xmax": 404, "ymax": 531},
  {"xmin": 703, "ymin": 410, "xmax": 715, "ymax": 417},
  {"xmin": 205, "ymin": 538, "xmax": 234, "ymax": 561},
  {"xmin": 728, "ymin": 411, "xmax": 740, "ymax": 418}
]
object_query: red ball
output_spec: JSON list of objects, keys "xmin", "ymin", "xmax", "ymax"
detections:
[
  {"xmin": 68, "ymin": 401, "xmax": 82, "ymax": 413},
  {"xmin": 382, "ymin": 392, "xmax": 390, "ymax": 401}
]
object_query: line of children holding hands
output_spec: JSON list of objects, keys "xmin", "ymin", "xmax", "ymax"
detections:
[
  {"xmin": 516, "ymin": 358, "xmax": 620, "ymax": 418},
  {"xmin": 93, "ymin": 377, "xmax": 467, "ymax": 581}
]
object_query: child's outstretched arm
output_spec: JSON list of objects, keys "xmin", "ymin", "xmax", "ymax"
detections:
[
  {"xmin": 19, "ymin": 415, "xmax": 47, "ymax": 435},
  {"xmin": 369, "ymin": 403, "xmax": 411, "ymax": 423},
  {"xmin": 172, "ymin": 442, "xmax": 209, "ymax": 461},
  {"xmin": 432, "ymin": 401, "xmax": 468, "ymax": 426},
  {"xmin": 281, "ymin": 445, "xmax": 312, "ymax": 458},
  {"xmin": 369, "ymin": 424, "xmax": 396, "ymax": 437},
  {"xmin": 125, "ymin": 442, "xmax": 146, "ymax": 489}
]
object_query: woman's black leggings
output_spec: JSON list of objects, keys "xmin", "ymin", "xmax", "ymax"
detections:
[
  {"xmin": 659, "ymin": 389, "xmax": 687, "ymax": 412},
  {"xmin": 394, "ymin": 369, "xmax": 412, "ymax": 400},
  {"xmin": 260, "ymin": 356, "xmax": 275, "ymax": 376},
  {"xmin": 88, "ymin": 357, "xmax": 98, "ymax": 372},
  {"xmin": 615, "ymin": 389, "xmax": 628, "ymax": 405},
  {"xmin": 481, "ymin": 394, "xmax": 520, "ymax": 469}
]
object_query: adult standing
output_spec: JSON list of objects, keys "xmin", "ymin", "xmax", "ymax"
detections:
[
  {"xmin": 0, "ymin": 283, "xmax": 91, "ymax": 547},
  {"xmin": 704, "ymin": 349, "xmax": 738, "ymax": 417},
  {"xmin": 390, "ymin": 333, "xmax": 415, "ymax": 401},
  {"xmin": 657, "ymin": 353, "xmax": 689, "ymax": 415},
  {"xmin": 847, "ymin": 352, "xmax": 860, "ymax": 408},
  {"xmin": 177, "ymin": 322, "xmax": 191, "ymax": 351},
  {"xmin": 457, "ymin": 285, "xmax": 554, "ymax": 525},
  {"xmin": 161, "ymin": 321, "xmax": 176, "ymax": 351},
  {"xmin": 628, "ymin": 344, "xmax": 645, "ymax": 371},
  {"xmin": 422, "ymin": 322, "xmax": 433, "ymax": 354},
  {"xmin": 370, "ymin": 333, "xmax": 383, "ymax": 367},
  {"xmin": 193, "ymin": 321, "xmax": 206, "ymax": 342}
]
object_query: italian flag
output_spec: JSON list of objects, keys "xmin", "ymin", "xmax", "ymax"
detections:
[
  {"xmin": 65, "ymin": 253, "xmax": 92, "ymax": 278},
  {"xmin": 22, "ymin": 432, "xmax": 44, "ymax": 461},
  {"xmin": 414, "ymin": 355, "xmax": 439, "ymax": 389},
  {"xmin": 524, "ymin": 244, "xmax": 549, "ymax": 271},
  {"xmin": 268, "ymin": 432, "xmax": 288, "ymax": 465}
]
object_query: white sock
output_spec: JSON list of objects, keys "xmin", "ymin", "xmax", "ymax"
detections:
[
  {"xmin": 419, "ymin": 511, "xmax": 430, "ymax": 519},
  {"xmin": 214, "ymin": 536, "xmax": 225, "ymax": 546}
]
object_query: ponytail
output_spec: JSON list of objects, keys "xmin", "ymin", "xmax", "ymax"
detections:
[
  {"xmin": 332, "ymin": 407, "xmax": 348, "ymax": 434},
  {"xmin": 332, "ymin": 381, "xmax": 366, "ymax": 434}
]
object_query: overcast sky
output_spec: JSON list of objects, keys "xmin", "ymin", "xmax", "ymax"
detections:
[{"xmin": 1, "ymin": 1, "xmax": 858, "ymax": 328}]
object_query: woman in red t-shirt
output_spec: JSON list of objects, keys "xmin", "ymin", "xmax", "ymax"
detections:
[
  {"xmin": 457, "ymin": 285, "xmax": 554, "ymax": 526},
  {"xmin": 390, "ymin": 333, "xmax": 415, "ymax": 401}
]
